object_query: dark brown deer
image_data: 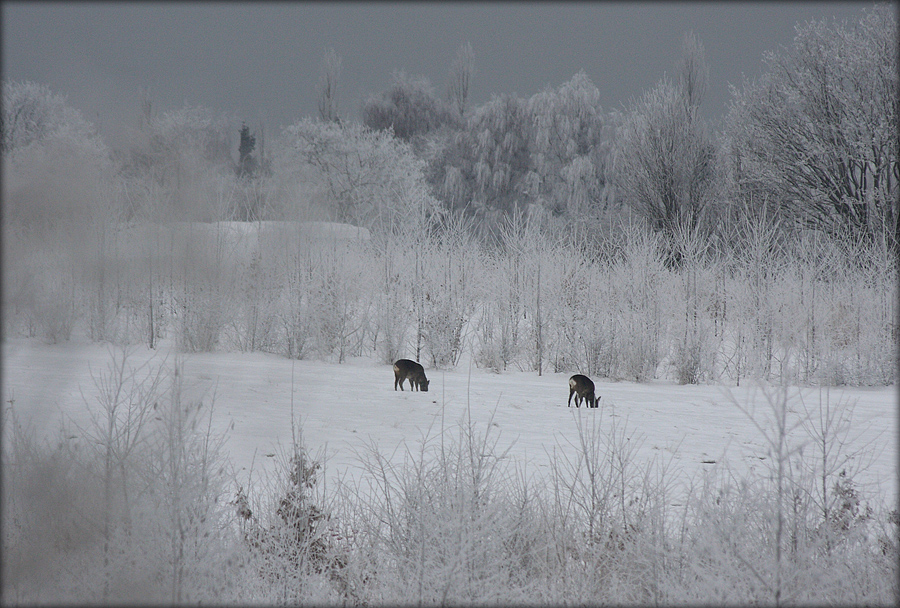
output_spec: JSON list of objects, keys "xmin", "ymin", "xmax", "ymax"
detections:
[
  {"xmin": 568, "ymin": 374, "xmax": 598, "ymax": 408},
  {"xmin": 393, "ymin": 359, "xmax": 430, "ymax": 391}
]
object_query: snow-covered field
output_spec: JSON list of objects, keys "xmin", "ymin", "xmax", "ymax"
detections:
[{"xmin": 4, "ymin": 334, "xmax": 895, "ymax": 509}]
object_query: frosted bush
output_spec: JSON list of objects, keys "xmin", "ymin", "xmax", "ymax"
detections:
[
  {"xmin": 2, "ymin": 353, "xmax": 242, "ymax": 604},
  {"xmin": 223, "ymin": 250, "xmax": 282, "ymax": 353},
  {"xmin": 421, "ymin": 304, "xmax": 466, "ymax": 368},
  {"xmin": 177, "ymin": 287, "xmax": 227, "ymax": 353},
  {"xmin": 613, "ymin": 309, "xmax": 660, "ymax": 382},
  {"xmin": 348, "ymin": 412, "xmax": 552, "ymax": 604},
  {"xmin": 237, "ymin": 443, "xmax": 352, "ymax": 604}
]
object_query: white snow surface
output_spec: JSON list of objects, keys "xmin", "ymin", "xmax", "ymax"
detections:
[{"xmin": 3, "ymin": 336, "xmax": 896, "ymax": 508}]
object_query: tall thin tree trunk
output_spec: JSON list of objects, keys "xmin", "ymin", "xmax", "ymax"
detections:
[{"xmin": 536, "ymin": 257, "xmax": 542, "ymax": 375}]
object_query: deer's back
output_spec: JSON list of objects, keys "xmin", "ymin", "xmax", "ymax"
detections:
[
  {"xmin": 394, "ymin": 359, "xmax": 424, "ymax": 376},
  {"xmin": 569, "ymin": 374, "xmax": 595, "ymax": 393}
]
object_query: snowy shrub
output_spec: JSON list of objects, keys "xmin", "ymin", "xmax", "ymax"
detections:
[
  {"xmin": 177, "ymin": 280, "xmax": 228, "ymax": 353},
  {"xmin": 672, "ymin": 334, "xmax": 703, "ymax": 385},
  {"xmin": 580, "ymin": 224, "xmax": 663, "ymax": 381},
  {"xmin": 2, "ymin": 235, "xmax": 78, "ymax": 344},
  {"xmin": 375, "ymin": 287, "xmax": 414, "ymax": 365},
  {"xmin": 474, "ymin": 301, "xmax": 515, "ymax": 372},
  {"xmin": 669, "ymin": 282, "xmax": 718, "ymax": 385},
  {"xmin": 7, "ymin": 205, "xmax": 894, "ymax": 387},
  {"xmin": 1, "ymin": 351, "xmax": 241, "ymax": 604},
  {"xmin": 337, "ymin": 408, "xmax": 689, "ymax": 605},
  {"xmin": 674, "ymin": 385, "xmax": 899, "ymax": 605},
  {"xmin": 665, "ymin": 224, "xmax": 719, "ymax": 384},
  {"xmin": 348, "ymin": 411, "xmax": 549, "ymax": 605},
  {"xmin": 236, "ymin": 439, "xmax": 352, "ymax": 604},
  {"xmin": 543, "ymin": 409, "xmax": 677, "ymax": 604},
  {"xmin": 473, "ymin": 254, "xmax": 524, "ymax": 371},
  {"xmin": 4, "ymin": 349, "xmax": 895, "ymax": 605},
  {"xmin": 222, "ymin": 244, "xmax": 282, "ymax": 354},
  {"xmin": 615, "ymin": 311, "xmax": 659, "ymax": 382},
  {"xmin": 409, "ymin": 228, "xmax": 479, "ymax": 369},
  {"xmin": 544, "ymin": 246, "xmax": 608, "ymax": 376},
  {"xmin": 421, "ymin": 298, "xmax": 466, "ymax": 369},
  {"xmin": 306, "ymin": 252, "xmax": 367, "ymax": 363},
  {"xmin": 674, "ymin": 462, "xmax": 894, "ymax": 605},
  {"xmin": 473, "ymin": 210, "xmax": 549, "ymax": 373},
  {"xmin": 278, "ymin": 257, "xmax": 315, "ymax": 360},
  {"xmin": 167, "ymin": 224, "xmax": 244, "ymax": 353},
  {"xmin": 362, "ymin": 233, "xmax": 419, "ymax": 365},
  {"xmin": 33, "ymin": 282, "xmax": 76, "ymax": 344}
]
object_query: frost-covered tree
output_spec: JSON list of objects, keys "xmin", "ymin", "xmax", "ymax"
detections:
[
  {"xmin": 2, "ymin": 80, "xmax": 111, "ymax": 228},
  {"xmin": 446, "ymin": 42, "xmax": 475, "ymax": 119},
  {"xmin": 527, "ymin": 71, "xmax": 610, "ymax": 219},
  {"xmin": 2, "ymin": 81, "xmax": 98, "ymax": 154},
  {"xmin": 724, "ymin": 5, "xmax": 899, "ymax": 250},
  {"xmin": 143, "ymin": 104, "xmax": 232, "ymax": 168},
  {"xmin": 237, "ymin": 123, "xmax": 257, "ymax": 178},
  {"xmin": 676, "ymin": 31, "xmax": 709, "ymax": 112},
  {"xmin": 612, "ymin": 34, "xmax": 718, "ymax": 244},
  {"xmin": 276, "ymin": 118, "xmax": 440, "ymax": 236},
  {"xmin": 362, "ymin": 71, "xmax": 456, "ymax": 144},
  {"xmin": 466, "ymin": 92, "xmax": 532, "ymax": 215},
  {"xmin": 119, "ymin": 104, "xmax": 234, "ymax": 221},
  {"xmin": 430, "ymin": 73, "xmax": 611, "ymax": 239},
  {"xmin": 2, "ymin": 81, "xmax": 119, "ymax": 344},
  {"xmin": 317, "ymin": 47, "xmax": 342, "ymax": 124}
]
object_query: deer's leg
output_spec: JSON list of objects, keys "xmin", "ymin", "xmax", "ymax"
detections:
[{"xmin": 568, "ymin": 388, "xmax": 575, "ymax": 407}]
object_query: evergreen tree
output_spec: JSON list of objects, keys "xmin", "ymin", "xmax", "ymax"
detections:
[{"xmin": 237, "ymin": 123, "xmax": 257, "ymax": 178}]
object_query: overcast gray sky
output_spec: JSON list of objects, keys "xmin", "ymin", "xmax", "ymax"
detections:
[{"xmin": 2, "ymin": 1, "xmax": 876, "ymax": 150}]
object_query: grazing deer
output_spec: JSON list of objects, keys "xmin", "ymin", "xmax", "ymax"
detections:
[
  {"xmin": 568, "ymin": 374, "xmax": 598, "ymax": 408},
  {"xmin": 393, "ymin": 359, "xmax": 430, "ymax": 391}
]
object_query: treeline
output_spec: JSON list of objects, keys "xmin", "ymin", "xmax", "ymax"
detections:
[
  {"xmin": 1, "ymin": 6, "xmax": 896, "ymax": 386},
  {"xmin": 4, "ymin": 7, "xmax": 895, "ymax": 247}
]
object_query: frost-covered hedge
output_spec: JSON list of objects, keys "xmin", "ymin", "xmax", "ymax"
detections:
[{"xmin": 5, "ymin": 211, "xmax": 894, "ymax": 387}]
